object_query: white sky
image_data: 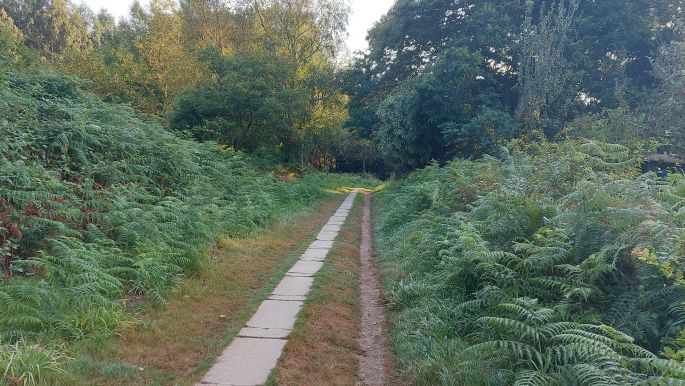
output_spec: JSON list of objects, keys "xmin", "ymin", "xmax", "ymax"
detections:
[{"xmin": 78, "ymin": 0, "xmax": 394, "ymax": 52}]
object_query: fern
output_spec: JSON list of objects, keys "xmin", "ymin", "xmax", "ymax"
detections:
[{"xmin": 374, "ymin": 140, "xmax": 685, "ymax": 384}]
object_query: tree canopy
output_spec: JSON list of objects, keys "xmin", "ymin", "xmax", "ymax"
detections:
[{"xmin": 343, "ymin": 0, "xmax": 685, "ymax": 172}]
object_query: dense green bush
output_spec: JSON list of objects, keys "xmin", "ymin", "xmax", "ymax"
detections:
[
  {"xmin": 375, "ymin": 141, "xmax": 685, "ymax": 384},
  {"xmin": 0, "ymin": 22, "xmax": 366, "ymax": 383}
]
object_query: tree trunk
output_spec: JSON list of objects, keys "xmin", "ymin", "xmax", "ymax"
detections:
[{"xmin": 2, "ymin": 254, "xmax": 11, "ymax": 282}]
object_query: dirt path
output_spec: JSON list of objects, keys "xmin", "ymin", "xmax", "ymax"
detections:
[{"xmin": 358, "ymin": 192, "xmax": 398, "ymax": 386}]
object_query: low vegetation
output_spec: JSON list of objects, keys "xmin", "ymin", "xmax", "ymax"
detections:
[{"xmin": 375, "ymin": 141, "xmax": 685, "ymax": 384}]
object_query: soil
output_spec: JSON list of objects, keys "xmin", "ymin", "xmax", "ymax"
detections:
[{"xmin": 358, "ymin": 192, "xmax": 399, "ymax": 386}]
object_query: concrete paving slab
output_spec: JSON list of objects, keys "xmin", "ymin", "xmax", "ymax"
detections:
[
  {"xmin": 310, "ymin": 239, "xmax": 334, "ymax": 249},
  {"xmin": 199, "ymin": 337, "xmax": 287, "ymax": 386},
  {"xmin": 301, "ymin": 248, "xmax": 328, "ymax": 260},
  {"xmin": 272, "ymin": 276, "xmax": 314, "ymax": 297},
  {"xmin": 288, "ymin": 260, "xmax": 324, "ymax": 275},
  {"xmin": 322, "ymin": 225, "xmax": 342, "ymax": 232},
  {"xmin": 246, "ymin": 300, "xmax": 303, "ymax": 330},
  {"xmin": 268, "ymin": 294, "xmax": 306, "ymax": 301},
  {"xmin": 285, "ymin": 272, "xmax": 314, "ymax": 278},
  {"xmin": 317, "ymin": 230, "xmax": 338, "ymax": 241},
  {"xmin": 300, "ymin": 256, "xmax": 326, "ymax": 262},
  {"xmin": 238, "ymin": 326, "xmax": 291, "ymax": 339}
]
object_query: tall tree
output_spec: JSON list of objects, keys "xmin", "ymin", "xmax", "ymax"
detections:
[
  {"xmin": 253, "ymin": 0, "xmax": 348, "ymax": 66},
  {"xmin": 180, "ymin": 0, "xmax": 251, "ymax": 53},
  {"xmin": 646, "ymin": 41, "xmax": 685, "ymax": 153},
  {"xmin": 137, "ymin": 0, "xmax": 201, "ymax": 110},
  {"xmin": 253, "ymin": 0, "xmax": 350, "ymax": 164},
  {"xmin": 2, "ymin": 0, "xmax": 89, "ymax": 59},
  {"xmin": 515, "ymin": 0, "xmax": 580, "ymax": 134}
]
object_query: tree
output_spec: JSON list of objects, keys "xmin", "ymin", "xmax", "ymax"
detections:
[
  {"xmin": 363, "ymin": 0, "xmax": 523, "ymax": 97},
  {"xmin": 442, "ymin": 108, "xmax": 519, "ymax": 159},
  {"xmin": 376, "ymin": 88, "xmax": 423, "ymax": 171},
  {"xmin": 253, "ymin": 0, "xmax": 349, "ymax": 66},
  {"xmin": 136, "ymin": 0, "xmax": 201, "ymax": 111},
  {"xmin": 253, "ymin": 0, "xmax": 351, "ymax": 166},
  {"xmin": 180, "ymin": 0, "xmax": 251, "ymax": 54},
  {"xmin": 646, "ymin": 41, "xmax": 685, "ymax": 152},
  {"xmin": 345, "ymin": 0, "xmax": 685, "ymax": 172},
  {"xmin": 170, "ymin": 47, "xmax": 308, "ymax": 152},
  {"xmin": 515, "ymin": 0, "xmax": 580, "ymax": 134},
  {"xmin": 375, "ymin": 48, "xmax": 514, "ymax": 171},
  {"xmin": 0, "ymin": 7, "xmax": 22, "ymax": 58},
  {"xmin": 1, "ymin": 0, "xmax": 90, "ymax": 59}
]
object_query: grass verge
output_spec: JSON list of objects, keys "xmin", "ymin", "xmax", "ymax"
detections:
[
  {"xmin": 268, "ymin": 195, "xmax": 363, "ymax": 386},
  {"xmin": 64, "ymin": 194, "xmax": 346, "ymax": 386}
]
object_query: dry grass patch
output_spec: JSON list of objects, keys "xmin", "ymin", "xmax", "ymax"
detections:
[
  {"xmin": 73, "ymin": 195, "xmax": 344, "ymax": 386},
  {"xmin": 270, "ymin": 196, "xmax": 362, "ymax": 386}
]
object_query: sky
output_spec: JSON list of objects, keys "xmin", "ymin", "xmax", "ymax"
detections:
[{"xmin": 78, "ymin": 0, "xmax": 394, "ymax": 52}]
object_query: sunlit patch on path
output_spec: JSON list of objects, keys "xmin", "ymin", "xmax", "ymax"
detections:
[{"xmin": 197, "ymin": 191, "xmax": 358, "ymax": 386}]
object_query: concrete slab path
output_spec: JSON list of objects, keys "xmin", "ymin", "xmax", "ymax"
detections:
[{"xmin": 198, "ymin": 191, "xmax": 358, "ymax": 386}]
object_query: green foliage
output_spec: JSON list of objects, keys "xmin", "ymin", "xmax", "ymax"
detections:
[
  {"xmin": 375, "ymin": 48, "xmax": 517, "ymax": 172},
  {"xmin": 375, "ymin": 88, "xmax": 423, "ymax": 171},
  {"xmin": 1, "ymin": 0, "xmax": 90, "ymax": 60},
  {"xmin": 515, "ymin": 0, "xmax": 580, "ymax": 133},
  {"xmin": 375, "ymin": 140, "xmax": 685, "ymax": 384},
  {"xmin": 344, "ymin": 0, "xmax": 685, "ymax": 171},
  {"xmin": 0, "ymin": 8, "xmax": 21, "ymax": 59},
  {"xmin": 565, "ymin": 108, "xmax": 649, "ymax": 150},
  {"xmin": 170, "ymin": 48, "xmax": 307, "ymax": 152},
  {"xmin": 646, "ymin": 41, "xmax": 685, "ymax": 153},
  {"xmin": 442, "ymin": 107, "xmax": 519, "ymax": 160},
  {"xmin": 0, "ymin": 341, "xmax": 67, "ymax": 386}
]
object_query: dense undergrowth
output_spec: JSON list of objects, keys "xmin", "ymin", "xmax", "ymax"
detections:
[
  {"xmin": 0, "ymin": 27, "xmax": 368, "ymax": 385},
  {"xmin": 375, "ymin": 141, "xmax": 685, "ymax": 385}
]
